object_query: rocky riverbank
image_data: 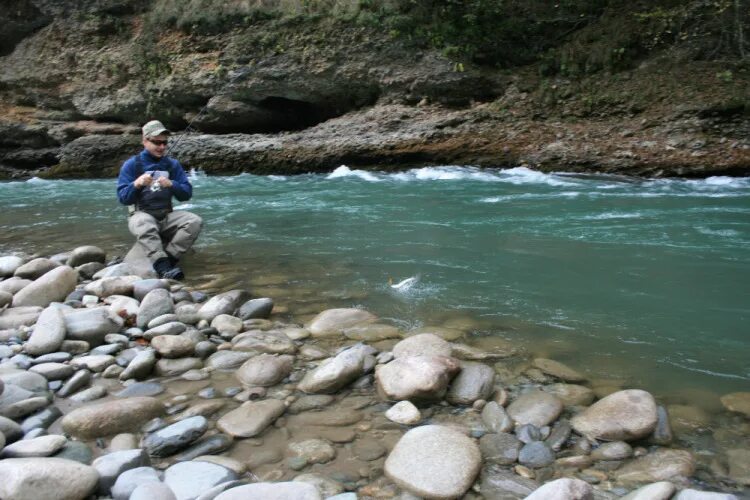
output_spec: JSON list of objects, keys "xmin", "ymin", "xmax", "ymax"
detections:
[{"xmin": 0, "ymin": 245, "xmax": 748, "ymax": 499}]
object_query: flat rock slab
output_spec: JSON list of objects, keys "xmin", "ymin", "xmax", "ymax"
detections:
[
  {"xmin": 392, "ymin": 333, "xmax": 452, "ymax": 359},
  {"xmin": 720, "ymin": 392, "xmax": 750, "ymax": 418},
  {"xmin": 532, "ymin": 358, "xmax": 586, "ymax": 382},
  {"xmin": 142, "ymin": 415, "xmax": 208, "ymax": 457},
  {"xmin": 124, "ymin": 243, "xmax": 157, "ymax": 279},
  {"xmin": 506, "ymin": 390, "xmax": 564, "ymax": 428},
  {"xmin": 0, "ymin": 457, "xmax": 99, "ymax": 500},
  {"xmin": 12, "ymin": 266, "xmax": 78, "ymax": 308},
  {"xmin": 62, "ymin": 396, "xmax": 165, "ymax": 439},
  {"xmin": 306, "ymin": 308, "xmax": 377, "ymax": 337},
  {"xmin": 615, "ymin": 448, "xmax": 695, "ymax": 483},
  {"xmin": 217, "ymin": 399, "xmax": 286, "ymax": 438},
  {"xmin": 571, "ymin": 389, "xmax": 658, "ymax": 441},
  {"xmin": 385, "ymin": 424, "xmax": 481, "ymax": 499}
]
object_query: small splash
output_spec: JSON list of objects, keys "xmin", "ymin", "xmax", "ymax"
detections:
[
  {"xmin": 389, "ymin": 275, "xmax": 420, "ymax": 292},
  {"xmin": 26, "ymin": 177, "xmax": 48, "ymax": 184},
  {"xmin": 327, "ymin": 165, "xmax": 381, "ymax": 182},
  {"xmin": 695, "ymin": 227, "xmax": 740, "ymax": 238},
  {"xmin": 582, "ymin": 212, "xmax": 643, "ymax": 220}
]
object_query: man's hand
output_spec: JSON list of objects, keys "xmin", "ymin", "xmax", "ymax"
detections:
[
  {"xmin": 134, "ymin": 173, "xmax": 153, "ymax": 189},
  {"xmin": 157, "ymin": 177, "xmax": 173, "ymax": 188}
]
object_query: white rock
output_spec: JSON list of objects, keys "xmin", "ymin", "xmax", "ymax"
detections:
[
  {"xmin": 213, "ymin": 482, "xmax": 321, "ymax": 500},
  {"xmin": 0, "ymin": 255, "xmax": 24, "ymax": 278},
  {"xmin": 571, "ymin": 389, "xmax": 658, "ymax": 441},
  {"xmin": 620, "ymin": 482, "xmax": 676, "ymax": 500},
  {"xmin": 523, "ymin": 478, "xmax": 593, "ymax": 499},
  {"xmin": 0, "ymin": 457, "xmax": 98, "ymax": 500},
  {"xmin": 376, "ymin": 355, "xmax": 461, "ymax": 401},
  {"xmin": 385, "ymin": 401, "xmax": 421, "ymax": 425}
]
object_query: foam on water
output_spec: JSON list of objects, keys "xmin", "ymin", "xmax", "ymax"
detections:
[{"xmin": 327, "ymin": 165, "xmax": 382, "ymax": 182}]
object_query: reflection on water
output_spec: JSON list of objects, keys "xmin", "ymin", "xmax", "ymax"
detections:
[{"xmin": 1, "ymin": 168, "xmax": 749, "ymax": 407}]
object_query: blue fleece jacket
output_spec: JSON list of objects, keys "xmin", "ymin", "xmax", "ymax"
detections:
[{"xmin": 117, "ymin": 150, "xmax": 193, "ymax": 209}]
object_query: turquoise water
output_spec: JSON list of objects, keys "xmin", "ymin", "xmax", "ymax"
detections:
[{"xmin": 1, "ymin": 166, "xmax": 749, "ymax": 402}]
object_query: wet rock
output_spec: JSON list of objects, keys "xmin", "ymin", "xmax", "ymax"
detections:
[
  {"xmin": 137, "ymin": 289, "xmax": 174, "ymax": 329},
  {"xmin": 232, "ymin": 331, "xmax": 296, "ymax": 354},
  {"xmin": 293, "ymin": 473, "xmax": 345, "ymax": 497},
  {"xmin": 164, "ymin": 460, "xmax": 238, "ymax": 500},
  {"xmin": 67, "ymin": 246, "xmax": 106, "ymax": 267},
  {"xmin": 142, "ymin": 415, "xmax": 208, "ymax": 457},
  {"xmin": 236, "ymin": 353, "xmax": 293, "ymax": 387},
  {"xmin": 384, "ymin": 424, "xmax": 481, "ymax": 499},
  {"xmin": 205, "ymin": 350, "xmax": 253, "ymax": 370},
  {"xmin": 217, "ymin": 399, "xmax": 286, "ymax": 437},
  {"xmin": 52, "ymin": 440, "xmax": 93, "ymax": 465},
  {"xmin": 0, "ymin": 255, "xmax": 24, "ymax": 277},
  {"xmin": 155, "ymin": 358, "xmax": 203, "ymax": 376},
  {"xmin": 213, "ymin": 482, "xmax": 321, "ymax": 500},
  {"xmin": 482, "ymin": 401, "xmax": 514, "ymax": 433},
  {"xmin": 64, "ymin": 307, "xmax": 124, "ymax": 346},
  {"xmin": 76, "ymin": 262, "xmax": 106, "ymax": 280},
  {"xmin": 620, "ymin": 481, "xmax": 676, "ymax": 500},
  {"xmin": 524, "ymin": 478, "xmax": 593, "ymax": 499},
  {"xmin": 1, "ymin": 434, "xmax": 67, "ymax": 458},
  {"xmin": 12, "ymin": 266, "xmax": 78, "ymax": 308},
  {"xmin": 152, "ymin": 335, "xmax": 196, "ymax": 358},
  {"xmin": 289, "ymin": 438, "xmax": 337, "ymax": 464},
  {"xmin": 342, "ymin": 323, "xmax": 401, "ymax": 341},
  {"xmin": 507, "ymin": 390, "xmax": 564, "ymax": 428},
  {"xmin": 306, "ymin": 308, "xmax": 377, "ymax": 337},
  {"xmin": 298, "ymin": 347, "xmax": 369, "ymax": 394},
  {"xmin": 480, "ymin": 466, "xmax": 539, "ymax": 498},
  {"xmin": 197, "ymin": 290, "xmax": 248, "ymax": 322},
  {"xmin": 385, "ymin": 400, "xmax": 421, "ymax": 425},
  {"xmin": 111, "ymin": 466, "xmax": 162, "ymax": 500},
  {"xmin": 408, "ymin": 325, "xmax": 465, "ymax": 341},
  {"xmin": 516, "ymin": 424, "xmax": 541, "ymax": 444},
  {"xmin": 173, "ymin": 434, "xmax": 234, "ymax": 461},
  {"xmin": 288, "ymin": 395, "xmax": 335, "ymax": 414},
  {"xmin": 92, "ymin": 448, "xmax": 151, "ymax": 495},
  {"xmin": 543, "ymin": 383, "xmax": 595, "ymax": 407},
  {"xmin": 545, "ymin": 420, "xmax": 572, "ymax": 451},
  {"xmin": 133, "ymin": 279, "xmax": 169, "ymax": 301},
  {"xmin": 120, "ymin": 349, "xmax": 157, "ymax": 381},
  {"xmin": 392, "ymin": 332, "xmax": 452, "ymax": 359},
  {"xmin": 446, "ymin": 360, "xmax": 495, "ymax": 405},
  {"xmin": 480, "ymin": 432, "xmax": 522, "ymax": 465},
  {"xmin": 518, "ymin": 441, "xmax": 555, "ymax": 468},
  {"xmin": 571, "ymin": 389, "xmax": 658, "ymax": 441},
  {"xmin": 532, "ymin": 358, "xmax": 586, "ymax": 382},
  {"xmin": 14, "ymin": 258, "xmax": 59, "ymax": 280},
  {"xmin": 668, "ymin": 404, "xmax": 713, "ymax": 434},
  {"xmin": 115, "ymin": 381, "xmax": 164, "ymax": 398},
  {"xmin": 615, "ymin": 448, "xmax": 695, "ymax": 483},
  {"xmin": 0, "ymin": 415, "xmax": 23, "ymax": 443},
  {"xmin": 720, "ymin": 392, "xmax": 750, "ymax": 418},
  {"xmin": 25, "ymin": 305, "xmax": 66, "ymax": 356},
  {"xmin": 376, "ymin": 355, "xmax": 460, "ymax": 401},
  {"xmin": 20, "ymin": 406, "xmax": 62, "ymax": 433},
  {"xmin": 0, "ymin": 457, "xmax": 98, "ymax": 500},
  {"xmin": 176, "ymin": 304, "xmax": 201, "ymax": 325},
  {"xmin": 62, "ymin": 396, "xmax": 165, "ymax": 438},
  {"xmin": 591, "ymin": 441, "xmax": 632, "ymax": 461}
]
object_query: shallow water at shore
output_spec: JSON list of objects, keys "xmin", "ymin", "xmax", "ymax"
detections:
[{"xmin": 1, "ymin": 166, "xmax": 749, "ymax": 405}]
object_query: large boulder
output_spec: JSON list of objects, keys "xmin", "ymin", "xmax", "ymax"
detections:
[
  {"xmin": 571, "ymin": 389, "xmax": 658, "ymax": 441},
  {"xmin": 11, "ymin": 266, "xmax": 78, "ymax": 307},
  {"xmin": 376, "ymin": 355, "xmax": 460, "ymax": 401},
  {"xmin": 385, "ymin": 425, "xmax": 481, "ymax": 499},
  {"xmin": 306, "ymin": 308, "xmax": 377, "ymax": 337},
  {"xmin": 61, "ymin": 396, "xmax": 165, "ymax": 438}
]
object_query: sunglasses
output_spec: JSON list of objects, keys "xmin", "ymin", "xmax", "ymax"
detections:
[{"xmin": 148, "ymin": 138, "xmax": 168, "ymax": 146}]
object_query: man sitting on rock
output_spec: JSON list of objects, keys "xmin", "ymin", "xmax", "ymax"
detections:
[{"xmin": 117, "ymin": 120, "xmax": 202, "ymax": 280}]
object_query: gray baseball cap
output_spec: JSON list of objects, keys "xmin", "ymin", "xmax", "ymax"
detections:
[{"xmin": 142, "ymin": 120, "xmax": 170, "ymax": 138}]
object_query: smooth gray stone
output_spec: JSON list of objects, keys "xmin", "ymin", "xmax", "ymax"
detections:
[
  {"xmin": 116, "ymin": 346, "xmax": 141, "ymax": 366},
  {"xmin": 59, "ymin": 340, "xmax": 90, "ymax": 354},
  {"xmin": 480, "ymin": 466, "xmax": 539, "ymax": 499},
  {"xmin": 65, "ymin": 289, "xmax": 87, "ymax": 302},
  {"xmin": 174, "ymin": 434, "xmax": 234, "ymax": 461},
  {"xmin": 91, "ymin": 343, "xmax": 122, "ymax": 356},
  {"xmin": 197, "ymin": 290, "xmax": 248, "ymax": 322},
  {"xmin": 111, "ymin": 466, "xmax": 161, "ymax": 500},
  {"xmin": 545, "ymin": 419, "xmax": 572, "ymax": 451},
  {"xmin": 672, "ymin": 490, "xmax": 739, "ymax": 500},
  {"xmin": 92, "ymin": 448, "xmax": 151, "ymax": 495},
  {"xmin": 67, "ymin": 246, "xmax": 106, "ymax": 268},
  {"xmin": 0, "ymin": 291, "xmax": 11, "ymax": 308},
  {"xmin": 148, "ymin": 313, "xmax": 180, "ymax": 329},
  {"xmin": 70, "ymin": 385, "xmax": 108, "ymax": 403},
  {"xmin": 12, "ymin": 266, "xmax": 78, "ymax": 308},
  {"xmin": 516, "ymin": 424, "xmax": 542, "ymax": 444},
  {"xmin": 195, "ymin": 341, "xmax": 217, "ymax": 359},
  {"xmin": 0, "ymin": 383, "xmax": 36, "ymax": 411},
  {"xmin": 238, "ymin": 298, "xmax": 274, "ymax": 320},
  {"xmin": 481, "ymin": 401, "xmax": 514, "ymax": 433},
  {"xmin": 0, "ymin": 434, "xmax": 67, "ymax": 458},
  {"xmin": 144, "ymin": 321, "xmax": 188, "ymax": 340},
  {"xmin": 155, "ymin": 357, "xmax": 203, "ymax": 377},
  {"xmin": 119, "ymin": 349, "xmax": 157, "ymax": 381},
  {"xmin": 205, "ymin": 350, "xmax": 252, "ymax": 370},
  {"xmin": 29, "ymin": 362, "xmax": 74, "ymax": 381},
  {"xmin": 14, "ymin": 258, "xmax": 59, "ymax": 280},
  {"xmin": 524, "ymin": 478, "xmax": 593, "ymax": 500},
  {"xmin": 57, "ymin": 369, "xmax": 91, "ymax": 398},
  {"xmin": 26, "ymin": 306, "xmax": 67, "ymax": 356},
  {"xmin": 0, "ymin": 368, "xmax": 48, "ymax": 392},
  {"xmin": 52, "ymin": 439, "xmax": 93, "ymax": 464},
  {"xmin": 131, "ymin": 482, "xmax": 178, "ymax": 500},
  {"xmin": 195, "ymin": 480, "xmax": 246, "ymax": 500},
  {"xmin": 105, "ymin": 333, "xmax": 130, "ymax": 345},
  {"xmin": 1, "ymin": 396, "xmax": 49, "ymax": 419},
  {"xmin": 94, "ymin": 262, "xmax": 139, "ymax": 279},
  {"xmin": 0, "ymin": 255, "xmax": 24, "ymax": 278},
  {"xmin": 212, "ymin": 482, "xmax": 321, "ymax": 500},
  {"xmin": 64, "ymin": 307, "xmax": 124, "ymax": 346},
  {"xmin": 142, "ymin": 416, "xmax": 208, "ymax": 457},
  {"xmin": 133, "ymin": 279, "xmax": 170, "ymax": 302},
  {"xmin": 518, "ymin": 441, "xmax": 555, "ymax": 468},
  {"xmin": 115, "ymin": 381, "xmax": 164, "ymax": 398},
  {"xmin": 479, "ymin": 432, "xmax": 522, "ymax": 465},
  {"xmin": 137, "ymin": 289, "xmax": 174, "ymax": 329},
  {"xmin": 48, "ymin": 380, "xmax": 63, "ymax": 391},
  {"xmin": 22, "ymin": 427, "xmax": 47, "ymax": 439},
  {"xmin": 651, "ymin": 405, "xmax": 673, "ymax": 445},
  {"xmin": 9, "ymin": 353, "xmax": 35, "ymax": 369},
  {"xmin": 446, "ymin": 360, "xmax": 495, "ymax": 405},
  {"xmin": 30, "ymin": 352, "xmax": 72, "ymax": 364},
  {"xmin": 0, "ymin": 457, "xmax": 99, "ymax": 500},
  {"xmin": 0, "ymin": 305, "xmax": 42, "ymax": 329},
  {"xmin": 164, "ymin": 461, "xmax": 238, "ymax": 500},
  {"xmin": 0, "ymin": 414, "xmax": 23, "ymax": 443},
  {"xmin": 76, "ymin": 261, "xmax": 106, "ymax": 279},
  {"xmin": 0, "ymin": 345, "xmax": 13, "ymax": 358},
  {"xmin": 0, "ymin": 277, "xmax": 32, "ymax": 295},
  {"xmin": 21, "ymin": 406, "xmax": 62, "ymax": 433}
]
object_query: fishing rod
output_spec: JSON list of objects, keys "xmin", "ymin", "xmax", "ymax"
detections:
[{"xmin": 165, "ymin": 67, "xmax": 252, "ymax": 156}]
